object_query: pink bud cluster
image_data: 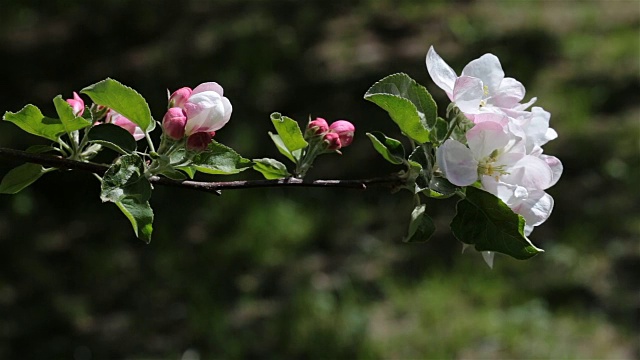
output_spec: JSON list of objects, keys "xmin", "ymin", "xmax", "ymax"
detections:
[
  {"xmin": 307, "ymin": 117, "xmax": 355, "ymax": 151},
  {"xmin": 162, "ymin": 82, "xmax": 232, "ymax": 152}
]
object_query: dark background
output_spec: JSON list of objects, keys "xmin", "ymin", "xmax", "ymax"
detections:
[{"xmin": 0, "ymin": 1, "xmax": 638, "ymax": 359}]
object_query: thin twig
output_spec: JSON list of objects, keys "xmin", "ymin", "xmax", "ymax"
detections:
[{"xmin": 0, "ymin": 147, "xmax": 404, "ymax": 195}]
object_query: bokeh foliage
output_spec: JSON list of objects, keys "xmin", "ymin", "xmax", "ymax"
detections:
[{"xmin": 0, "ymin": 0, "xmax": 638, "ymax": 358}]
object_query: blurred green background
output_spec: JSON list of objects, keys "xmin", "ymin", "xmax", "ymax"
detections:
[{"xmin": 0, "ymin": 0, "xmax": 638, "ymax": 359}]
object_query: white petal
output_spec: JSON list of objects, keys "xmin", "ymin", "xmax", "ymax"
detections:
[
  {"xmin": 514, "ymin": 97, "xmax": 537, "ymax": 111},
  {"xmin": 539, "ymin": 154, "xmax": 563, "ymax": 187},
  {"xmin": 502, "ymin": 155, "xmax": 554, "ymax": 190},
  {"xmin": 436, "ymin": 140, "xmax": 479, "ymax": 186},
  {"xmin": 193, "ymin": 82, "xmax": 224, "ymax": 96},
  {"xmin": 466, "ymin": 120, "xmax": 510, "ymax": 159},
  {"xmin": 221, "ymin": 96, "xmax": 233, "ymax": 124},
  {"xmin": 461, "ymin": 54, "xmax": 504, "ymax": 93},
  {"xmin": 511, "ymin": 190, "xmax": 554, "ymax": 228},
  {"xmin": 489, "ymin": 77, "xmax": 525, "ymax": 108},
  {"xmin": 426, "ymin": 46, "xmax": 457, "ymax": 100},
  {"xmin": 453, "ymin": 76, "xmax": 484, "ymax": 114}
]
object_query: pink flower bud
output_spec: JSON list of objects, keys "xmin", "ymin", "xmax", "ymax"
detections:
[
  {"xmin": 106, "ymin": 110, "xmax": 145, "ymax": 141},
  {"xmin": 323, "ymin": 131, "xmax": 342, "ymax": 151},
  {"xmin": 66, "ymin": 92, "xmax": 84, "ymax": 116},
  {"xmin": 186, "ymin": 131, "xmax": 214, "ymax": 152},
  {"xmin": 329, "ymin": 120, "xmax": 355, "ymax": 147},
  {"xmin": 162, "ymin": 107, "xmax": 187, "ymax": 140},
  {"xmin": 307, "ymin": 117, "xmax": 329, "ymax": 136},
  {"xmin": 169, "ymin": 87, "xmax": 193, "ymax": 108}
]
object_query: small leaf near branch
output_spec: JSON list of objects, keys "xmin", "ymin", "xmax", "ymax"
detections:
[
  {"xmin": 81, "ymin": 78, "xmax": 155, "ymax": 132},
  {"xmin": 100, "ymin": 154, "xmax": 151, "ymax": 203},
  {"xmin": 52, "ymin": 95, "xmax": 92, "ymax": 136},
  {"xmin": 451, "ymin": 186, "xmax": 543, "ymax": 260},
  {"xmin": 192, "ymin": 140, "xmax": 253, "ymax": 175},
  {"xmin": 268, "ymin": 132, "xmax": 295, "ymax": 163},
  {"xmin": 0, "ymin": 163, "xmax": 48, "ymax": 194},
  {"xmin": 116, "ymin": 197, "xmax": 154, "ymax": 244},
  {"xmin": 4, "ymin": 105, "xmax": 67, "ymax": 142},
  {"xmin": 270, "ymin": 112, "xmax": 308, "ymax": 155},
  {"xmin": 366, "ymin": 132, "xmax": 405, "ymax": 165},
  {"xmin": 404, "ymin": 204, "xmax": 436, "ymax": 242},
  {"xmin": 253, "ymin": 158, "xmax": 291, "ymax": 179}
]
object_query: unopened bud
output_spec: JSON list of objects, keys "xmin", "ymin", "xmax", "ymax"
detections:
[
  {"xmin": 307, "ymin": 117, "xmax": 329, "ymax": 137},
  {"xmin": 66, "ymin": 92, "xmax": 85, "ymax": 117},
  {"xmin": 162, "ymin": 107, "xmax": 187, "ymax": 140},
  {"xmin": 169, "ymin": 87, "xmax": 193, "ymax": 108},
  {"xmin": 186, "ymin": 131, "xmax": 214, "ymax": 152},
  {"xmin": 329, "ymin": 120, "xmax": 355, "ymax": 147},
  {"xmin": 323, "ymin": 131, "xmax": 342, "ymax": 151}
]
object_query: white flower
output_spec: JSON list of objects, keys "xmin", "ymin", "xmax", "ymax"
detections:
[
  {"xmin": 182, "ymin": 82, "xmax": 232, "ymax": 136},
  {"xmin": 426, "ymin": 46, "xmax": 536, "ymax": 118}
]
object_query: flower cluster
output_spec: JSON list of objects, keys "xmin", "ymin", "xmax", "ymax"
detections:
[
  {"xmin": 306, "ymin": 117, "xmax": 355, "ymax": 151},
  {"xmin": 162, "ymin": 82, "xmax": 232, "ymax": 151},
  {"xmin": 427, "ymin": 46, "xmax": 562, "ymax": 235}
]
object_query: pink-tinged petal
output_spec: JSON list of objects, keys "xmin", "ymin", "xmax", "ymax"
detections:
[
  {"xmin": 538, "ymin": 154, "xmax": 563, "ymax": 187},
  {"xmin": 453, "ymin": 76, "xmax": 484, "ymax": 114},
  {"xmin": 473, "ymin": 112, "xmax": 509, "ymax": 126},
  {"xmin": 511, "ymin": 190, "xmax": 554, "ymax": 233},
  {"xmin": 169, "ymin": 87, "xmax": 192, "ymax": 108},
  {"xmin": 329, "ymin": 120, "xmax": 356, "ymax": 147},
  {"xmin": 461, "ymin": 54, "xmax": 504, "ymax": 93},
  {"xmin": 489, "ymin": 77, "xmax": 525, "ymax": 108},
  {"xmin": 466, "ymin": 120, "xmax": 510, "ymax": 159},
  {"xmin": 184, "ymin": 91, "xmax": 226, "ymax": 135},
  {"xmin": 66, "ymin": 92, "xmax": 85, "ymax": 116},
  {"xmin": 426, "ymin": 46, "xmax": 457, "ymax": 100},
  {"xmin": 192, "ymin": 82, "xmax": 224, "ymax": 97},
  {"xmin": 502, "ymin": 155, "xmax": 554, "ymax": 190},
  {"xmin": 132, "ymin": 127, "xmax": 146, "ymax": 141},
  {"xmin": 436, "ymin": 140, "xmax": 478, "ymax": 186}
]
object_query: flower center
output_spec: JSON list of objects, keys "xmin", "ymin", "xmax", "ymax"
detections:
[{"xmin": 477, "ymin": 149, "xmax": 509, "ymax": 180}]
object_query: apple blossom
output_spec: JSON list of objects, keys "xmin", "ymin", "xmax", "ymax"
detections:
[
  {"xmin": 426, "ymin": 46, "xmax": 536, "ymax": 118},
  {"xmin": 170, "ymin": 82, "xmax": 232, "ymax": 136},
  {"xmin": 105, "ymin": 110, "xmax": 145, "ymax": 141},
  {"xmin": 66, "ymin": 92, "xmax": 84, "ymax": 116},
  {"xmin": 162, "ymin": 107, "xmax": 187, "ymax": 140},
  {"xmin": 329, "ymin": 120, "xmax": 355, "ymax": 147}
]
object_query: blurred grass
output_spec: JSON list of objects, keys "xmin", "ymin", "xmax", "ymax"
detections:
[{"xmin": 0, "ymin": 0, "xmax": 638, "ymax": 359}]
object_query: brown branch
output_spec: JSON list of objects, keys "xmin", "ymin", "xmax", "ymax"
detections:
[{"xmin": 0, "ymin": 147, "xmax": 404, "ymax": 195}]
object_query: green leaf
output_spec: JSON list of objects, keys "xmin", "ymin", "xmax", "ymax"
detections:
[
  {"xmin": 157, "ymin": 167, "xmax": 187, "ymax": 181},
  {"xmin": 270, "ymin": 112, "xmax": 308, "ymax": 154},
  {"xmin": 177, "ymin": 166, "xmax": 196, "ymax": 179},
  {"xmin": 192, "ymin": 140, "xmax": 253, "ymax": 175},
  {"xmin": 366, "ymin": 73, "xmax": 437, "ymax": 126},
  {"xmin": 0, "ymin": 163, "xmax": 47, "ymax": 194},
  {"xmin": 4, "ymin": 105, "xmax": 66, "ymax": 141},
  {"xmin": 269, "ymin": 132, "xmax": 295, "ymax": 163},
  {"xmin": 52, "ymin": 95, "xmax": 92, "ymax": 135},
  {"xmin": 429, "ymin": 117, "xmax": 449, "ymax": 143},
  {"xmin": 253, "ymin": 158, "xmax": 291, "ymax": 179},
  {"xmin": 26, "ymin": 145, "xmax": 56, "ymax": 154},
  {"xmin": 115, "ymin": 197, "xmax": 154, "ymax": 243},
  {"xmin": 366, "ymin": 132, "xmax": 405, "ymax": 165},
  {"xmin": 428, "ymin": 176, "xmax": 458, "ymax": 198},
  {"xmin": 404, "ymin": 204, "xmax": 436, "ymax": 242},
  {"xmin": 365, "ymin": 73, "xmax": 438, "ymax": 143},
  {"xmin": 81, "ymin": 78, "xmax": 154, "ymax": 132},
  {"xmin": 100, "ymin": 154, "xmax": 151, "ymax": 203},
  {"xmin": 451, "ymin": 186, "xmax": 543, "ymax": 260},
  {"xmin": 364, "ymin": 94, "xmax": 430, "ymax": 143},
  {"xmin": 450, "ymin": 113, "xmax": 475, "ymax": 144},
  {"xmin": 88, "ymin": 123, "xmax": 137, "ymax": 154}
]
